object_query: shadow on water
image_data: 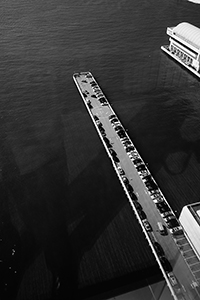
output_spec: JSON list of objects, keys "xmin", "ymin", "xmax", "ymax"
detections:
[{"xmin": 0, "ymin": 101, "xmax": 129, "ymax": 300}]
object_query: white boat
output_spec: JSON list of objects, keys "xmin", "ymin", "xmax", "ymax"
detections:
[{"xmin": 161, "ymin": 22, "xmax": 200, "ymax": 78}]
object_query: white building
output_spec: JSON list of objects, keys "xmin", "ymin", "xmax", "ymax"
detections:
[{"xmin": 179, "ymin": 203, "xmax": 200, "ymax": 259}]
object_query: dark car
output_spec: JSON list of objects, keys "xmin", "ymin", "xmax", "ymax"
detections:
[
  {"xmin": 153, "ymin": 242, "xmax": 165, "ymax": 257},
  {"xmin": 134, "ymin": 202, "xmax": 142, "ymax": 211},
  {"xmin": 117, "ymin": 130, "xmax": 126, "ymax": 138},
  {"xmin": 138, "ymin": 210, "xmax": 147, "ymax": 220},
  {"xmin": 143, "ymin": 219, "xmax": 153, "ymax": 232},
  {"xmin": 145, "ymin": 181, "xmax": 158, "ymax": 190},
  {"xmin": 103, "ymin": 137, "xmax": 112, "ymax": 148},
  {"xmin": 126, "ymin": 183, "xmax": 134, "ymax": 194},
  {"xmin": 109, "ymin": 148, "xmax": 117, "ymax": 156},
  {"xmin": 156, "ymin": 202, "xmax": 171, "ymax": 214},
  {"xmin": 88, "ymin": 103, "xmax": 93, "ymax": 109},
  {"xmin": 122, "ymin": 176, "xmax": 129, "ymax": 185},
  {"xmin": 113, "ymin": 156, "xmax": 120, "ymax": 163},
  {"xmin": 129, "ymin": 192, "xmax": 138, "ymax": 201},
  {"xmin": 133, "ymin": 158, "xmax": 143, "ymax": 166},
  {"xmin": 136, "ymin": 164, "xmax": 147, "ymax": 172},
  {"xmin": 160, "ymin": 257, "xmax": 173, "ymax": 273},
  {"xmin": 123, "ymin": 140, "xmax": 132, "ymax": 147},
  {"xmin": 94, "ymin": 115, "xmax": 99, "ymax": 121},
  {"xmin": 165, "ymin": 218, "xmax": 180, "ymax": 229},
  {"xmin": 125, "ymin": 145, "xmax": 135, "ymax": 153},
  {"xmin": 109, "ymin": 114, "xmax": 116, "ymax": 120},
  {"xmin": 98, "ymin": 97, "xmax": 107, "ymax": 103},
  {"xmin": 110, "ymin": 118, "xmax": 119, "ymax": 124},
  {"xmin": 114, "ymin": 125, "xmax": 123, "ymax": 132}
]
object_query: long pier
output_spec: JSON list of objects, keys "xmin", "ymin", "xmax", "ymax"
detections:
[{"xmin": 73, "ymin": 71, "xmax": 200, "ymax": 300}]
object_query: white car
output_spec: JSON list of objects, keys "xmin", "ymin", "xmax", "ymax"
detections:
[
  {"xmin": 167, "ymin": 272, "xmax": 178, "ymax": 286},
  {"xmin": 142, "ymin": 219, "xmax": 153, "ymax": 232}
]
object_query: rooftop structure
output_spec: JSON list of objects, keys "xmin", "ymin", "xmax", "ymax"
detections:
[{"xmin": 172, "ymin": 22, "xmax": 200, "ymax": 50}]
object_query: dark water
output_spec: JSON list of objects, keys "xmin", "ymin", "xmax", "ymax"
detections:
[{"xmin": 1, "ymin": 0, "xmax": 200, "ymax": 299}]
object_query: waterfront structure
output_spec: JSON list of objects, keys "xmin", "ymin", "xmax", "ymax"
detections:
[
  {"xmin": 161, "ymin": 22, "xmax": 200, "ymax": 78},
  {"xmin": 73, "ymin": 72, "xmax": 200, "ymax": 300},
  {"xmin": 179, "ymin": 203, "xmax": 200, "ymax": 259}
]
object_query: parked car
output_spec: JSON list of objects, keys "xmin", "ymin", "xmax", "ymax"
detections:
[
  {"xmin": 118, "ymin": 130, "xmax": 126, "ymax": 138},
  {"xmin": 121, "ymin": 176, "xmax": 129, "ymax": 185},
  {"xmin": 133, "ymin": 158, "xmax": 143, "ymax": 166},
  {"xmin": 153, "ymin": 242, "xmax": 165, "ymax": 257},
  {"xmin": 126, "ymin": 183, "xmax": 134, "ymax": 194},
  {"xmin": 94, "ymin": 115, "xmax": 99, "ymax": 121},
  {"xmin": 143, "ymin": 219, "xmax": 153, "ymax": 232},
  {"xmin": 136, "ymin": 164, "xmax": 147, "ymax": 172},
  {"xmin": 157, "ymin": 222, "xmax": 168, "ymax": 235},
  {"xmin": 113, "ymin": 155, "xmax": 120, "ymax": 163},
  {"xmin": 160, "ymin": 257, "xmax": 173, "ymax": 273},
  {"xmin": 134, "ymin": 202, "xmax": 143, "ymax": 211},
  {"xmin": 165, "ymin": 218, "xmax": 180, "ymax": 229},
  {"xmin": 114, "ymin": 125, "xmax": 123, "ymax": 131},
  {"xmin": 138, "ymin": 210, "xmax": 147, "ymax": 220},
  {"xmin": 118, "ymin": 168, "xmax": 125, "ymax": 176},
  {"xmin": 167, "ymin": 272, "xmax": 178, "ymax": 286},
  {"xmin": 109, "ymin": 114, "xmax": 116, "ymax": 120},
  {"xmin": 129, "ymin": 192, "xmax": 138, "ymax": 201},
  {"xmin": 110, "ymin": 115, "xmax": 119, "ymax": 124},
  {"xmin": 109, "ymin": 148, "xmax": 117, "ymax": 156},
  {"xmin": 125, "ymin": 146, "xmax": 135, "ymax": 153},
  {"xmin": 123, "ymin": 140, "xmax": 132, "ymax": 147}
]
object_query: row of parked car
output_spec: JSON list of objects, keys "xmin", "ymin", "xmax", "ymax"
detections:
[
  {"xmin": 82, "ymin": 74, "xmax": 178, "ymax": 286},
  {"xmin": 108, "ymin": 113, "xmax": 183, "ymax": 237},
  {"xmin": 90, "ymin": 80, "xmax": 108, "ymax": 106},
  {"xmin": 107, "ymin": 113, "xmax": 181, "ymax": 278}
]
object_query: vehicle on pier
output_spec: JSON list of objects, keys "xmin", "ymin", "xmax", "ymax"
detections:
[{"xmin": 161, "ymin": 22, "xmax": 200, "ymax": 78}]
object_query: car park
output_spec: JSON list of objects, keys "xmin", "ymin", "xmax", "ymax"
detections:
[
  {"xmin": 160, "ymin": 257, "xmax": 173, "ymax": 273},
  {"xmin": 153, "ymin": 242, "xmax": 165, "ymax": 257},
  {"xmin": 143, "ymin": 219, "xmax": 153, "ymax": 232}
]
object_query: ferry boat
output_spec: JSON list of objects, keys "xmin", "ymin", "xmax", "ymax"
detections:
[{"xmin": 161, "ymin": 22, "xmax": 200, "ymax": 78}]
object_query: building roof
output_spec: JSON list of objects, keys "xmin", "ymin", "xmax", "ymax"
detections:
[{"xmin": 173, "ymin": 22, "xmax": 200, "ymax": 50}]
